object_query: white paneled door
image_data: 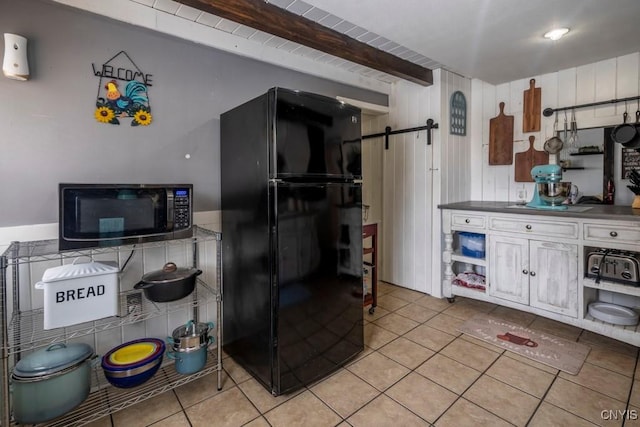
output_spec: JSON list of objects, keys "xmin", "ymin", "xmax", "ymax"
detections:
[{"xmin": 381, "ymin": 81, "xmax": 436, "ymax": 294}]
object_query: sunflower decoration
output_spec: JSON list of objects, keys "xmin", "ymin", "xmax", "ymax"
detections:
[
  {"xmin": 132, "ymin": 108, "xmax": 152, "ymax": 126},
  {"xmin": 94, "ymin": 105, "xmax": 119, "ymax": 125},
  {"xmin": 94, "ymin": 77, "xmax": 152, "ymax": 126}
]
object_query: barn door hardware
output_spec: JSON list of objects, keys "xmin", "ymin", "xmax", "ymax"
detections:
[{"xmin": 363, "ymin": 119, "xmax": 439, "ymax": 150}]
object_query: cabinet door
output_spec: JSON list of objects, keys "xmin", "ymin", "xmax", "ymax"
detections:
[
  {"xmin": 488, "ymin": 235, "xmax": 529, "ymax": 304},
  {"xmin": 529, "ymin": 240, "xmax": 578, "ymax": 317}
]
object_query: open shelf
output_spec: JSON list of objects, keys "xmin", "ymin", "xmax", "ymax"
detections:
[
  {"xmin": 16, "ymin": 349, "xmax": 222, "ymax": 427},
  {"xmin": 582, "ymin": 313, "xmax": 640, "ymax": 333},
  {"xmin": 2, "ymin": 226, "xmax": 221, "ymax": 266},
  {"xmin": 1, "ymin": 225, "xmax": 223, "ymax": 427},
  {"xmin": 5, "ymin": 280, "xmax": 218, "ymax": 355},
  {"xmin": 582, "ymin": 277, "xmax": 640, "ymax": 298},
  {"xmin": 451, "ymin": 284, "xmax": 489, "ymax": 300},
  {"xmin": 451, "ymin": 253, "xmax": 486, "ymax": 266},
  {"xmin": 570, "ymin": 151, "xmax": 604, "ymax": 156}
]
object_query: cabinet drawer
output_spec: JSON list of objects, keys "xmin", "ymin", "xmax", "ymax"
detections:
[
  {"xmin": 452, "ymin": 213, "xmax": 486, "ymax": 229},
  {"xmin": 584, "ymin": 223, "xmax": 640, "ymax": 244},
  {"xmin": 489, "ymin": 216, "xmax": 578, "ymax": 239}
]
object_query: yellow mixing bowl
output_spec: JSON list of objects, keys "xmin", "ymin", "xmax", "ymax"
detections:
[{"xmin": 108, "ymin": 342, "xmax": 157, "ymax": 365}]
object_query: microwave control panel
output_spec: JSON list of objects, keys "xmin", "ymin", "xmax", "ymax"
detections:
[{"xmin": 174, "ymin": 188, "xmax": 191, "ymax": 230}]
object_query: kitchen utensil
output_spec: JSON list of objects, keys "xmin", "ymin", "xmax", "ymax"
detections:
[
  {"xmin": 586, "ymin": 249, "xmax": 640, "ymax": 286},
  {"xmin": 568, "ymin": 184, "xmax": 579, "ymax": 204},
  {"xmin": 107, "ymin": 341, "xmax": 159, "ymax": 365},
  {"xmin": 102, "ymin": 338, "xmax": 164, "ymax": 369},
  {"xmin": 588, "ymin": 302, "xmax": 639, "ymax": 326},
  {"xmin": 489, "ymin": 102, "xmax": 514, "ymax": 165},
  {"xmin": 526, "ymin": 164, "xmax": 568, "ymax": 210},
  {"xmin": 537, "ymin": 182, "xmax": 572, "ymax": 205},
  {"xmin": 543, "ymin": 136, "xmax": 563, "ymax": 154},
  {"xmin": 568, "ymin": 109, "xmax": 579, "ymax": 153},
  {"xmin": 101, "ymin": 338, "xmax": 165, "ymax": 388},
  {"xmin": 515, "ymin": 136, "xmax": 549, "ymax": 182},
  {"xmin": 543, "ymin": 112, "xmax": 563, "ymax": 154},
  {"xmin": 166, "ymin": 320, "xmax": 214, "ymax": 375},
  {"xmin": 523, "ymin": 78, "xmax": 541, "ymax": 132},
  {"xmin": 11, "ymin": 343, "xmax": 95, "ymax": 424},
  {"xmin": 166, "ymin": 339, "xmax": 212, "ymax": 375},
  {"xmin": 134, "ymin": 262, "xmax": 202, "ymax": 302},
  {"xmin": 168, "ymin": 320, "xmax": 215, "ymax": 353},
  {"xmin": 622, "ymin": 101, "xmax": 640, "ymax": 149},
  {"xmin": 563, "ymin": 111, "xmax": 568, "ymax": 146},
  {"xmin": 611, "ymin": 104, "xmax": 638, "ymax": 145}
]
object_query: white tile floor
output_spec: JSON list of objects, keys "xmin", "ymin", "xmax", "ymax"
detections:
[{"xmin": 88, "ymin": 282, "xmax": 640, "ymax": 427}]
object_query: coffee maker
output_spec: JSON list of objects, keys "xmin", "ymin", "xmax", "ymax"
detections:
[{"xmin": 527, "ymin": 164, "xmax": 569, "ymax": 210}]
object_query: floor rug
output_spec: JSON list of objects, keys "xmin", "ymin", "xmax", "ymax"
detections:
[{"xmin": 458, "ymin": 313, "xmax": 590, "ymax": 375}]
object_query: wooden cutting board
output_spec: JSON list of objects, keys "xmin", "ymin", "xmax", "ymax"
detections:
[
  {"xmin": 515, "ymin": 136, "xmax": 549, "ymax": 182},
  {"xmin": 489, "ymin": 102, "xmax": 514, "ymax": 165},
  {"xmin": 523, "ymin": 78, "xmax": 541, "ymax": 132}
]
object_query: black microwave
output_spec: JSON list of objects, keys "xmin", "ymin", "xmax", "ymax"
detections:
[{"xmin": 59, "ymin": 183, "xmax": 193, "ymax": 251}]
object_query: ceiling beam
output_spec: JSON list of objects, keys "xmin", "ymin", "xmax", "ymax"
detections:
[{"xmin": 176, "ymin": 0, "xmax": 433, "ymax": 86}]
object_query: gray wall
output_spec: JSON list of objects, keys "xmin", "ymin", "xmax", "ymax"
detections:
[{"xmin": 0, "ymin": 0, "xmax": 387, "ymax": 227}]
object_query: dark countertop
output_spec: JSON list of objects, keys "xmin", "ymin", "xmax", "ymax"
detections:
[{"xmin": 438, "ymin": 201, "xmax": 640, "ymax": 222}]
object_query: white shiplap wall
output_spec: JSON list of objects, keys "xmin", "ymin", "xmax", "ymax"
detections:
[{"xmin": 472, "ymin": 52, "xmax": 640, "ymax": 205}]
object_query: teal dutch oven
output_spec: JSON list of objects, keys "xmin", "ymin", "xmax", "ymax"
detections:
[{"xmin": 11, "ymin": 343, "xmax": 96, "ymax": 424}]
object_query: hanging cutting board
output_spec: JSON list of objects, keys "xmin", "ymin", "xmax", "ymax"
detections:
[
  {"xmin": 515, "ymin": 136, "xmax": 549, "ymax": 182},
  {"xmin": 489, "ymin": 102, "xmax": 514, "ymax": 165},
  {"xmin": 523, "ymin": 79, "xmax": 541, "ymax": 132}
]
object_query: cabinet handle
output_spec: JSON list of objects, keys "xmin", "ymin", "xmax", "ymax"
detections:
[
  {"xmin": 525, "ymin": 224, "xmax": 532, "ymax": 230},
  {"xmin": 522, "ymin": 269, "xmax": 529, "ymax": 275},
  {"xmin": 610, "ymin": 231, "xmax": 618, "ymax": 237},
  {"xmin": 530, "ymin": 271, "xmax": 536, "ymax": 277},
  {"xmin": 465, "ymin": 219, "xmax": 470, "ymax": 224}
]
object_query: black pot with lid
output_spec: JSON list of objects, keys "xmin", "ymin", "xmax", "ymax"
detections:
[{"xmin": 134, "ymin": 262, "xmax": 202, "ymax": 302}]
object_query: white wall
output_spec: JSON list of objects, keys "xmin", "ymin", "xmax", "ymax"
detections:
[{"xmin": 472, "ymin": 52, "xmax": 640, "ymax": 205}]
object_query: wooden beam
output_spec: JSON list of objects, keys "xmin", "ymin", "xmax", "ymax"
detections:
[{"xmin": 176, "ymin": 0, "xmax": 433, "ymax": 86}]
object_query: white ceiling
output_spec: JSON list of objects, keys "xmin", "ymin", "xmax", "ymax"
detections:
[
  {"xmin": 62, "ymin": 0, "xmax": 640, "ymax": 89},
  {"xmin": 284, "ymin": 0, "xmax": 640, "ymax": 85}
]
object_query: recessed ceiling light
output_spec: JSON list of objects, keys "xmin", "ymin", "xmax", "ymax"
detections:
[{"xmin": 544, "ymin": 28, "xmax": 570, "ymax": 41}]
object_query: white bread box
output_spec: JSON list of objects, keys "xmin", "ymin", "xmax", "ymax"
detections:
[{"xmin": 35, "ymin": 260, "xmax": 119, "ymax": 329}]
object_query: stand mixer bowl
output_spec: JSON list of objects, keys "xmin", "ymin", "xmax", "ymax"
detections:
[{"xmin": 537, "ymin": 182, "xmax": 571, "ymax": 205}]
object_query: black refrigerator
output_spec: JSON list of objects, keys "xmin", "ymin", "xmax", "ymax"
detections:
[{"xmin": 220, "ymin": 87, "xmax": 364, "ymax": 395}]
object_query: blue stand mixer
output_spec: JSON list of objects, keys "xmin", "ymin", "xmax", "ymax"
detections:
[{"xmin": 527, "ymin": 164, "xmax": 569, "ymax": 210}]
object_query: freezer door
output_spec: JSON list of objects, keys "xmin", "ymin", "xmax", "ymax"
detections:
[
  {"xmin": 271, "ymin": 88, "xmax": 361, "ymax": 180},
  {"xmin": 271, "ymin": 181, "xmax": 364, "ymax": 395}
]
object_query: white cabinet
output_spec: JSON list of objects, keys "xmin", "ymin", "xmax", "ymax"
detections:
[
  {"xmin": 441, "ymin": 204, "xmax": 640, "ymax": 347},
  {"xmin": 488, "ymin": 235, "xmax": 529, "ymax": 304},
  {"xmin": 529, "ymin": 240, "xmax": 578, "ymax": 317},
  {"xmin": 488, "ymin": 236, "xmax": 578, "ymax": 317}
]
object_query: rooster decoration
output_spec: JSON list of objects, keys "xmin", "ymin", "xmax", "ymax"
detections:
[{"xmin": 95, "ymin": 79, "xmax": 152, "ymax": 126}]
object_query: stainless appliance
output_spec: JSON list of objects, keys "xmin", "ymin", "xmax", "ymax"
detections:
[
  {"xmin": 527, "ymin": 164, "xmax": 569, "ymax": 210},
  {"xmin": 586, "ymin": 249, "xmax": 640, "ymax": 285},
  {"xmin": 221, "ymin": 87, "xmax": 363, "ymax": 396},
  {"xmin": 59, "ymin": 183, "xmax": 192, "ymax": 251}
]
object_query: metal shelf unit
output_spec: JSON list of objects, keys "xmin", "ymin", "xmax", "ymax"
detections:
[{"xmin": 0, "ymin": 226, "xmax": 223, "ymax": 427}]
